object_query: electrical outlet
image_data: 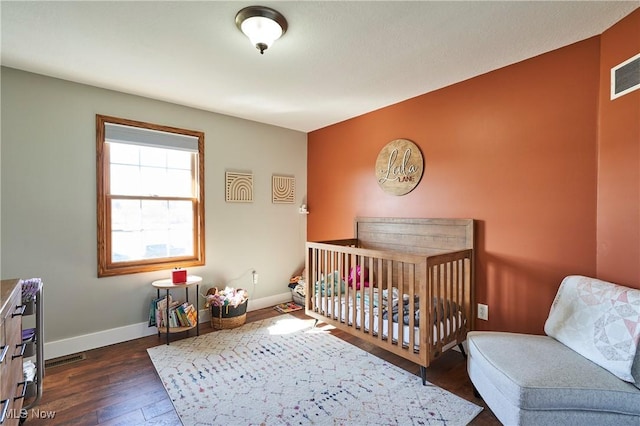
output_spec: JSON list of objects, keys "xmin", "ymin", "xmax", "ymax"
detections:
[
  {"xmin": 252, "ymin": 271, "xmax": 258, "ymax": 285},
  {"xmin": 477, "ymin": 303, "xmax": 489, "ymax": 321}
]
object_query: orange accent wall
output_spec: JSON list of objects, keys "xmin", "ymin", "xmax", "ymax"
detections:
[
  {"xmin": 597, "ymin": 9, "xmax": 640, "ymax": 286},
  {"xmin": 308, "ymin": 35, "xmax": 608, "ymax": 334}
]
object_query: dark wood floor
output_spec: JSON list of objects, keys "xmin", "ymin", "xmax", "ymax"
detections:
[{"xmin": 24, "ymin": 307, "xmax": 500, "ymax": 425}]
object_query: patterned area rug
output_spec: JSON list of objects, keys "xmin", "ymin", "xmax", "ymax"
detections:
[{"xmin": 147, "ymin": 315, "xmax": 482, "ymax": 425}]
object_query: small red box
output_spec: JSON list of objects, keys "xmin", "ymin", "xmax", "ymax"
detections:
[{"xmin": 172, "ymin": 269, "xmax": 187, "ymax": 284}]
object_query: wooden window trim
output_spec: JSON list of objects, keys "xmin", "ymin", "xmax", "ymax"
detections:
[{"xmin": 96, "ymin": 114, "xmax": 205, "ymax": 277}]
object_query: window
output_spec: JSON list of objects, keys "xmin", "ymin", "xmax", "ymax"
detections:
[{"xmin": 96, "ymin": 115, "xmax": 205, "ymax": 277}]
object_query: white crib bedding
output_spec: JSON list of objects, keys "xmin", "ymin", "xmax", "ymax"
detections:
[{"xmin": 314, "ymin": 294, "xmax": 464, "ymax": 350}]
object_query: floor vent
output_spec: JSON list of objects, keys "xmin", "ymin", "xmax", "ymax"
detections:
[{"xmin": 44, "ymin": 353, "xmax": 86, "ymax": 368}]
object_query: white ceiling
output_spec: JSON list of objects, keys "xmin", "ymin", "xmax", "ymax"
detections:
[{"xmin": 1, "ymin": 1, "xmax": 638, "ymax": 133}]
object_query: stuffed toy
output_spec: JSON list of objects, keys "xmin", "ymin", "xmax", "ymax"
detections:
[{"xmin": 347, "ymin": 265, "xmax": 370, "ymax": 290}]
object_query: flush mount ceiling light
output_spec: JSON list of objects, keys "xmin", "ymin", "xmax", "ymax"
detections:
[{"xmin": 235, "ymin": 5, "xmax": 288, "ymax": 55}]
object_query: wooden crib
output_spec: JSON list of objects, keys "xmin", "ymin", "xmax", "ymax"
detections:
[{"xmin": 305, "ymin": 217, "xmax": 474, "ymax": 384}]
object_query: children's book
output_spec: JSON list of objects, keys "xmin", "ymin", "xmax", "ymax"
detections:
[{"xmin": 274, "ymin": 302, "xmax": 303, "ymax": 313}]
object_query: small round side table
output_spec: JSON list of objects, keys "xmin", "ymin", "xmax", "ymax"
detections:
[{"xmin": 151, "ymin": 275, "xmax": 202, "ymax": 345}]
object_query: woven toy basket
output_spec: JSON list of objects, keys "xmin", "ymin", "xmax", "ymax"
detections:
[{"xmin": 210, "ymin": 300, "xmax": 248, "ymax": 330}]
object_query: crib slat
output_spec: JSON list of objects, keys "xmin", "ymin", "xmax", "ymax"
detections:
[
  {"xmin": 433, "ymin": 263, "xmax": 443, "ymax": 355},
  {"xmin": 408, "ymin": 262, "xmax": 415, "ymax": 351},
  {"xmin": 445, "ymin": 260, "xmax": 452, "ymax": 347},
  {"xmin": 385, "ymin": 258, "xmax": 393, "ymax": 348},
  {"xmin": 377, "ymin": 257, "xmax": 384, "ymax": 343},
  {"xmin": 418, "ymin": 260, "xmax": 428, "ymax": 366},
  {"xmin": 390, "ymin": 262, "xmax": 405, "ymax": 346},
  {"xmin": 366, "ymin": 256, "xmax": 374, "ymax": 335},
  {"xmin": 322, "ymin": 249, "xmax": 329, "ymax": 318},
  {"xmin": 357, "ymin": 254, "xmax": 364, "ymax": 330}
]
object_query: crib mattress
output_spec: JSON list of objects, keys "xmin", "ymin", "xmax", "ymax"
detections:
[{"xmin": 315, "ymin": 295, "xmax": 464, "ymax": 350}]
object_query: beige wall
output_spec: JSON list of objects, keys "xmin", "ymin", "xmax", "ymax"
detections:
[{"xmin": 1, "ymin": 67, "xmax": 307, "ymax": 357}]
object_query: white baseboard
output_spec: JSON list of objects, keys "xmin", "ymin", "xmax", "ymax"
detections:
[
  {"xmin": 44, "ymin": 291, "xmax": 293, "ymax": 360},
  {"xmin": 44, "ymin": 321, "xmax": 158, "ymax": 360}
]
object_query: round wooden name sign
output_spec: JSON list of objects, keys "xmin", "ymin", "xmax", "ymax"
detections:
[{"xmin": 375, "ymin": 138, "xmax": 424, "ymax": 196}]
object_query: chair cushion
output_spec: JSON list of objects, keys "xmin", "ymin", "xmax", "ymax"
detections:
[
  {"xmin": 544, "ymin": 275, "xmax": 640, "ymax": 387},
  {"xmin": 467, "ymin": 331, "xmax": 640, "ymax": 415}
]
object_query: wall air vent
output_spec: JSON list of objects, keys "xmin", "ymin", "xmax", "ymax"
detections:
[{"xmin": 611, "ymin": 52, "xmax": 640, "ymax": 100}]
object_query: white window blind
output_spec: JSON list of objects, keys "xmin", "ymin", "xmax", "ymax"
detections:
[{"xmin": 105, "ymin": 122, "xmax": 199, "ymax": 152}]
